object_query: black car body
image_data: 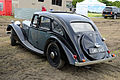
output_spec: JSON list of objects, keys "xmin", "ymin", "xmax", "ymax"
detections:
[
  {"xmin": 6, "ymin": 12, "xmax": 115, "ymax": 68},
  {"xmin": 102, "ymin": 6, "xmax": 120, "ymax": 19}
]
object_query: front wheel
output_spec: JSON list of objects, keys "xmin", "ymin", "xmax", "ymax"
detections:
[{"xmin": 46, "ymin": 42, "xmax": 65, "ymax": 69}]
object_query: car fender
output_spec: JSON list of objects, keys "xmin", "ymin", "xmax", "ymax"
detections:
[
  {"xmin": 7, "ymin": 24, "xmax": 25, "ymax": 41},
  {"xmin": 48, "ymin": 36, "xmax": 76, "ymax": 65}
]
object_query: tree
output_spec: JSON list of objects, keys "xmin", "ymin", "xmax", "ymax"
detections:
[
  {"xmin": 98, "ymin": 0, "xmax": 112, "ymax": 6},
  {"xmin": 72, "ymin": 0, "xmax": 84, "ymax": 7},
  {"xmin": 112, "ymin": 1, "xmax": 120, "ymax": 8}
]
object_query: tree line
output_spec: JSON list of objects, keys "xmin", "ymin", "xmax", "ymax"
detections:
[{"xmin": 72, "ymin": 0, "xmax": 120, "ymax": 8}]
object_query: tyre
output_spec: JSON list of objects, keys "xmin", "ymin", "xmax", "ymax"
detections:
[
  {"xmin": 113, "ymin": 15, "xmax": 117, "ymax": 19},
  {"xmin": 10, "ymin": 29, "xmax": 16, "ymax": 46},
  {"xmin": 104, "ymin": 16, "xmax": 107, "ymax": 19},
  {"xmin": 46, "ymin": 42, "xmax": 65, "ymax": 69}
]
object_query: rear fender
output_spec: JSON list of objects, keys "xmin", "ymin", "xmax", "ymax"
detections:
[{"xmin": 46, "ymin": 36, "xmax": 76, "ymax": 65}]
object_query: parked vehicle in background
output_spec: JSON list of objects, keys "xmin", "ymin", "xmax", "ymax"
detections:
[{"xmin": 102, "ymin": 6, "xmax": 120, "ymax": 19}]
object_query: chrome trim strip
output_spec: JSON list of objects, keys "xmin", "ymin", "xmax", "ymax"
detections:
[{"xmin": 75, "ymin": 57, "xmax": 116, "ymax": 66}]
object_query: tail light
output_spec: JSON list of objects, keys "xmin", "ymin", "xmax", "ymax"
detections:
[
  {"xmin": 111, "ymin": 12, "xmax": 112, "ymax": 15},
  {"xmin": 73, "ymin": 55, "xmax": 77, "ymax": 60},
  {"xmin": 107, "ymin": 50, "xmax": 110, "ymax": 54},
  {"xmin": 82, "ymin": 59, "xmax": 86, "ymax": 62},
  {"xmin": 112, "ymin": 54, "xmax": 115, "ymax": 57}
]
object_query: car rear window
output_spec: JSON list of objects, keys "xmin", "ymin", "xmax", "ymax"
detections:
[
  {"xmin": 104, "ymin": 7, "xmax": 112, "ymax": 11},
  {"xmin": 70, "ymin": 22, "xmax": 94, "ymax": 33}
]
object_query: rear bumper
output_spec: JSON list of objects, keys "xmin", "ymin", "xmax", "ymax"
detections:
[
  {"xmin": 102, "ymin": 14, "xmax": 113, "ymax": 17},
  {"xmin": 75, "ymin": 57, "xmax": 116, "ymax": 66}
]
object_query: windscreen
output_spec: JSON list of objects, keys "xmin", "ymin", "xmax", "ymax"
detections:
[{"xmin": 70, "ymin": 22, "xmax": 94, "ymax": 33}]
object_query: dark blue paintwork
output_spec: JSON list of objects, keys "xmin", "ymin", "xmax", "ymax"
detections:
[{"xmin": 6, "ymin": 12, "xmax": 115, "ymax": 66}]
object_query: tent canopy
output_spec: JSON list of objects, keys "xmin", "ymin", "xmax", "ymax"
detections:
[{"xmin": 76, "ymin": 0, "xmax": 106, "ymax": 13}]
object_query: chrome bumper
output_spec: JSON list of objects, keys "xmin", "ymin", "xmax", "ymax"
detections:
[{"xmin": 75, "ymin": 57, "xmax": 116, "ymax": 66}]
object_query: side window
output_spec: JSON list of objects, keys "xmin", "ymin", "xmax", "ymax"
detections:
[
  {"xmin": 113, "ymin": 8, "xmax": 117, "ymax": 12},
  {"xmin": 40, "ymin": 17, "xmax": 51, "ymax": 30},
  {"xmin": 32, "ymin": 15, "xmax": 39, "ymax": 27},
  {"xmin": 38, "ymin": 0, "xmax": 44, "ymax": 2},
  {"xmin": 52, "ymin": 21, "xmax": 63, "ymax": 35},
  {"xmin": 0, "ymin": 2, "xmax": 3, "ymax": 11},
  {"xmin": 52, "ymin": 0, "xmax": 62, "ymax": 6}
]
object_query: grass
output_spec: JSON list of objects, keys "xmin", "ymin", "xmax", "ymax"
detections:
[
  {"xmin": 111, "ymin": 49, "xmax": 120, "ymax": 55},
  {"xmin": 0, "ymin": 16, "xmax": 14, "ymax": 18},
  {"xmin": 88, "ymin": 13, "xmax": 102, "ymax": 17}
]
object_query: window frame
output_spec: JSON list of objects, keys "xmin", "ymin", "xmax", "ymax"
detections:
[
  {"xmin": 70, "ymin": 21, "xmax": 96, "ymax": 33},
  {"xmin": 52, "ymin": 0, "xmax": 62, "ymax": 6},
  {"xmin": 39, "ymin": 16, "xmax": 52, "ymax": 31},
  {"xmin": 31, "ymin": 14, "xmax": 40, "ymax": 28},
  {"xmin": 52, "ymin": 20, "xmax": 64, "ymax": 36}
]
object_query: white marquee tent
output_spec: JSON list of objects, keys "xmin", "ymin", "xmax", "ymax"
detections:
[{"xmin": 76, "ymin": 0, "xmax": 106, "ymax": 16}]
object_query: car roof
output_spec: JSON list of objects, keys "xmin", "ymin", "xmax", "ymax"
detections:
[
  {"xmin": 34, "ymin": 11, "xmax": 90, "ymax": 23},
  {"xmin": 105, "ymin": 6, "xmax": 117, "ymax": 8}
]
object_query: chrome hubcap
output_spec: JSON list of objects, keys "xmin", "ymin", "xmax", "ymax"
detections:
[{"xmin": 50, "ymin": 52, "xmax": 55, "ymax": 59}]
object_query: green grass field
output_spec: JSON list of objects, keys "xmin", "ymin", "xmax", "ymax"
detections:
[
  {"xmin": 88, "ymin": 13, "xmax": 102, "ymax": 17},
  {"xmin": 0, "ymin": 16, "xmax": 14, "ymax": 19}
]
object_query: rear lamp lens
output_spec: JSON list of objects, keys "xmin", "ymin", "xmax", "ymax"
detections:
[
  {"xmin": 111, "ymin": 12, "xmax": 112, "ymax": 14},
  {"xmin": 82, "ymin": 59, "xmax": 86, "ymax": 62},
  {"xmin": 107, "ymin": 50, "xmax": 110, "ymax": 54},
  {"xmin": 73, "ymin": 55, "xmax": 77, "ymax": 60},
  {"xmin": 112, "ymin": 54, "xmax": 115, "ymax": 57}
]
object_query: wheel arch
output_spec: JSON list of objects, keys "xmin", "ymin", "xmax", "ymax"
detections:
[
  {"xmin": 6, "ymin": 24, "xmax": 25, "ymax": 41},
  {"xmin": 7, "ymin": 24, "xmax": 12, "ymax": 31},
  {"xmin": 44, "ymin": 36, "xmax": 76, "ymax": 65}
]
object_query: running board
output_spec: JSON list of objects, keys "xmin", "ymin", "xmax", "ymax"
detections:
[{"xmin": 22, "ymin": 40, "xmax": 44, "ymax": 54}]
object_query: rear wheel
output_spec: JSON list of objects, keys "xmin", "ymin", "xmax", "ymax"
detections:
[
  {"xmin": 113, "ymin": 15, "xmax": 117, "ymax": 19},
  {"xmin": 46, "ymin": 42, "xmax": 65, "ymax": 69},
  {"xmin": 11, "ymin": 29, "xmax": 16, "ymax": 46},
  {"xmin": 104, "ymin": 16, "xmax": 107, "ymax": 19}
]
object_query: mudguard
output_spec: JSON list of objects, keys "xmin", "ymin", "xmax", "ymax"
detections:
[
  {"xmin": 49, "ymin": 36, "xmax": 76, "ymax": 65},
  {"xmin": 7, "ymin": 24, "xmax": 44, "ymax": 54},
  {"xmin": 7, "ymin": 24, "xmax": 25, "ymax": 41}
]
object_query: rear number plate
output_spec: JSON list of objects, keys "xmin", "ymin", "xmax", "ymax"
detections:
[{"xmin": 89, "ymin": 47, "xmax": 105, "ymax": 54}]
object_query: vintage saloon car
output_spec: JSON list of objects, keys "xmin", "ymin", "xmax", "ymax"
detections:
[{"xmin": 6, "ymin": 12, "xmax": 115, "ymax": 69}]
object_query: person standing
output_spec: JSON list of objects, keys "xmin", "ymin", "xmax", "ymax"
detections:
[{"xmin": 42, "ymin": 6, "xmax": 46, "ymax": 11}]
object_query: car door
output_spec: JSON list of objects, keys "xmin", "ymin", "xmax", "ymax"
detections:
[
  {"xmin": 28, "ymin": 14, "xmax": 39, "ymax": 48},
  {"xmin": 37, "ymin": 16, "xmax": 52, "ymax": 50}
]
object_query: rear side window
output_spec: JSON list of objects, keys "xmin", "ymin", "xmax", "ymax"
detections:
[
  {"xmin": 40, "ymin": 17, "xmax": 51, "ymax": 30},
  {"xmin": 70, "ymin": 22, "xmax": 94, "ymax": 33},
  {"xmin": 113, "ymin": 8, "xmax": 118, "ymax": 12},
  {"xmin": 52, "ymin": 21, "xmax": 63, "ymax": 35}
]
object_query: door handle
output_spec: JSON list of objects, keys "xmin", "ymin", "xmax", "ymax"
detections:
[{"xmin": 47, "ymin": 32, "xmax": 52, "ymax": 34}]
